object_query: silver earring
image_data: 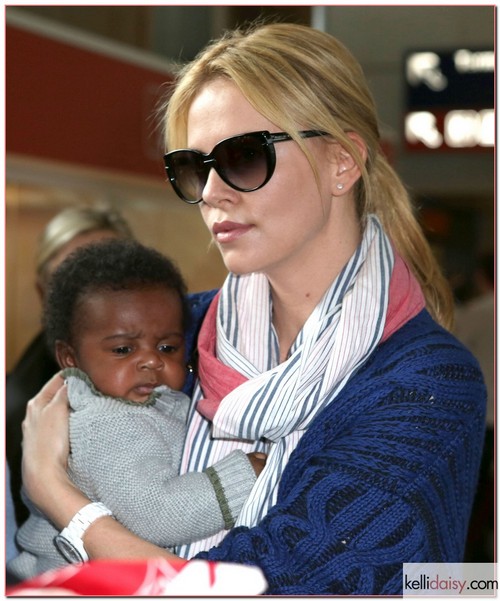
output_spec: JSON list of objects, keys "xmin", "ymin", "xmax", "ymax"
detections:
[{"xmin": 336, "ymin": 183, "xmax": 344, "ymax": 190}]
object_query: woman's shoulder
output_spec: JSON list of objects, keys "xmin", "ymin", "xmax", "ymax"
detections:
[
  {"xmin": 186, "ymin": 289, "xmax": 218, "ymax": 336},
  {"xmin": 356, "ymin": 309, "xmax": 486, "ymax": 407},
  {"xmin": 188, "ymin": 288, "xmax": 219, "ymax": 314},
  {"xmin": 325, "ymin": 309, "xmax": 485, "ymax": 431},
  {"xmin": 302, "ymin": 308, "xmax": 486, "ymax": 442},
  {"xmin": 377, "ymin": 308, "xmax": 484, "ymax": 375}
]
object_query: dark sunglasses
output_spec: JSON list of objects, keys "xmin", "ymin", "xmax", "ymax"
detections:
[{"xmin": 163, "ymin": 130, "xmax": 327, "ymax": 204}]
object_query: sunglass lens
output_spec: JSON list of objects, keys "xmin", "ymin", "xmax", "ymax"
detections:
[
  {"xmin": 215, "ymin": 134, "xmax": 269, "ymax": 191},
  {"xmin": 170, "ymin": 151, "xmax": 207, "ymax": 203}
]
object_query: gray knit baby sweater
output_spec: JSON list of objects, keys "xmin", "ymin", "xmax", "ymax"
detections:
[{"xmin": 8, "ymin": 368, "xmax": 256, "ymax": 581}]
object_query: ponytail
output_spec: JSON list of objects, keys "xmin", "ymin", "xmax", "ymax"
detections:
[{"xmin": 364, "ymin": 153, "xmax": 454, "ymax": 330}]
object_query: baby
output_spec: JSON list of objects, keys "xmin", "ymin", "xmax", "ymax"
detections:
[{"xmin": 8, "ymin": 238, "xmax": 264, "ymax": 581}]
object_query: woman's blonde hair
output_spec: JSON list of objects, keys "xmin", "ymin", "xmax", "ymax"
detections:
[{"xmin": 164, "ymin": 22, "xmax": 454, "ymax": 329}]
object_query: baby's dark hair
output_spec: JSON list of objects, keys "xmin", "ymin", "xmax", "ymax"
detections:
[{"xmin": 44, "ymin": 239, "xmax": 189, "ymax": 351}]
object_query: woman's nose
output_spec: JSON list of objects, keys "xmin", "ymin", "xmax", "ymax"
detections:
[{"xmin": 201, "ymin": 169, "xmax": 238, "ymax": 207}]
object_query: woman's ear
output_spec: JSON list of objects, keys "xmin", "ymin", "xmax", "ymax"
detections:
[
  {"xmin": 330, "ymin": 131, "xmax": 367, "ymax": 197},
  {"xmin": 55, "ymin": 341, "xmax": 78, "ymax": 369}
]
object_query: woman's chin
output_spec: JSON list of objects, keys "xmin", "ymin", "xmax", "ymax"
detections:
[{"xmin": 220, "ymin": 255, "xmax": 256, "ymax": 277}]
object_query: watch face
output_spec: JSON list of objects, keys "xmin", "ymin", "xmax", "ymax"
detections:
[{"xmin": 54, "ymin": 534, "xmax": 85, "ymax": 564}]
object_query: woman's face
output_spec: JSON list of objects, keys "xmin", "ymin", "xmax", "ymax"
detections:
[
  {"xmin": 57, "ymin": 286, "xmax": 186, "ymax": 403},
  {"xmin": 186, "ymin": 79, "xmax": 349, "ymax": 282}
]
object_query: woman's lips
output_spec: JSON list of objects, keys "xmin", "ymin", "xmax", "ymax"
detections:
[{"xmin": 212, "ymin": 221, "xmax": 253, "ymax": 244}]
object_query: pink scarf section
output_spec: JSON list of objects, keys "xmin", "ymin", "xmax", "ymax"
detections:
[{"xmin": 197, "ymin": 253, "xmax": 425, "ymax": 420}]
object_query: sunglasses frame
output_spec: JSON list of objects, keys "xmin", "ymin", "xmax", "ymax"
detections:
[{"xmin": 164, "ymin": 130, "xmax": 327, "ymax": 204}]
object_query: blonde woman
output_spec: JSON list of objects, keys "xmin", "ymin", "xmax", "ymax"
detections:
[{"xmin": 19, "ymin": 23, "xmax": 486, "ymax": 595}]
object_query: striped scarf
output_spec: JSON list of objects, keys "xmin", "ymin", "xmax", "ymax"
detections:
[{"xmin": 177, "ymin": 215, "xmax": 424, "ymax": 558}]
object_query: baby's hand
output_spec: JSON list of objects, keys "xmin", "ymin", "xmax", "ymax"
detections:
[{"xmin": 247, "ymin": 452, "xmax": 267, "ymax": 477}]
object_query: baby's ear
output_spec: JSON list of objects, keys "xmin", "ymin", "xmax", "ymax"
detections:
[{"xmin": 55, "ymin": 341, "xmax": 77, "ymax": 369}]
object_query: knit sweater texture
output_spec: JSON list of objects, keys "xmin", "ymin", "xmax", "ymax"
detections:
[
  {"xmin": 191, "ymin": 307, "xmax": 486, "ymax": 595},
  {"xmin": 8, "ymin": 368, "xmax": 256, "ymax": 581}
]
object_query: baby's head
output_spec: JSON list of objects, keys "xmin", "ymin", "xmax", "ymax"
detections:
[{"xmin": 44, "ymin": 239, "xmax": 189, "ymax": 403}]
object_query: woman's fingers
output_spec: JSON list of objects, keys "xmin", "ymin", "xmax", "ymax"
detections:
[
  {"xmin": 23, "ymin": 372, "xmax": 66, "ymax": 431},
  {"xmin": 23, "ymin": 380, "xmax": 70, "ymax": 454},
  {"xmin": 22, "ymin": 374, "xmax": 71, "ymax": 510}
]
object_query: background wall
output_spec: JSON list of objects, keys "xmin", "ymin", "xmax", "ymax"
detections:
[
  {"xmin": 5, "ymin": 5, "xmax": 495, "ymax": 372},
  {"xmin": 6, "ymin": 8, "xmax": 228, "ymax": 369}
]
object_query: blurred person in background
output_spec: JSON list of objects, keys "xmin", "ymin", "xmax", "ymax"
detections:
[{"xmin": 6, "ymin": 205, "xmax": 134, "ymax": 526}]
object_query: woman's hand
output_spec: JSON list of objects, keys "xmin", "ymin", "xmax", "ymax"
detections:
[
  {"xmin": 22, "ymin": 372, "xmax": 87, "ymax": 527},
  {"xmin": 247, "ymin": 452, "xmax": 267, "ymax": 477}
]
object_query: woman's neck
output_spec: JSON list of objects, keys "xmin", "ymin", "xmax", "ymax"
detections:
[
  {"xmin": 271, "ymin": 290, "xmax": 318, "ymax": 363},
  {"xmin": 269, "ymin": 221, "xmax": 361, "ymax": 363}
]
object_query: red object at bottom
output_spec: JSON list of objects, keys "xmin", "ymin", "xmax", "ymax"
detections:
[{"xmin": 7, "ymin": 557, "xmax": 268, "ymax": 596}]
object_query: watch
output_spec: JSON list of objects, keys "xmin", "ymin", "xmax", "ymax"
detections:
[{"xmin": 54, "ymin": 502, "xmax": 113, "ymax": 563}]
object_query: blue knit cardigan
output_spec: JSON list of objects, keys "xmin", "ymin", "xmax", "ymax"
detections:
[{"xmin": 186, "ymin": 292, "xmax": 486, "ymax": 596}]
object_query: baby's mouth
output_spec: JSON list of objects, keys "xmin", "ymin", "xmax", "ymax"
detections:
[{"xmin": 133, "ymin": 383, "xmax": 158, "ymax": 395}]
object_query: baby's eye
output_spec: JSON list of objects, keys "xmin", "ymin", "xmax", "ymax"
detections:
[
  {"xmin": 158, "ymin": 344, "xmax": 177, "ymax": 354},
  {"xmin": 112, "ymin": 346, "xmax": 132, "ymax": 355}
]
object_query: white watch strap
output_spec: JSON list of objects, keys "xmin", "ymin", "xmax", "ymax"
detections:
[{"xmin": 60, "ymin": 502, "xmax": 113, "ymax": 559}]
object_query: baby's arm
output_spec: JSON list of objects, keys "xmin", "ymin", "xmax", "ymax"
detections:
[{"xmin": 69, "ymin": 408, "xmax": 259, "ymax": 548}]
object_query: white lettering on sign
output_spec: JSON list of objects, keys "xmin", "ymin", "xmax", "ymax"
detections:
[
  {"xmin": 406, "ymin": 53, "xmax": 448, "ymax": 91},
  {"xmin": 405, "ymin": 111, "xmax": 443, "ymax": 148},
  {"xmin": 444, "ymin": 109, "xmax": 494, "ymax": 147},
  {"xmin": 454, "ymin": 49, "xmax": 494, "ymax": 73},
  {"xmin": 405, "ymin": 109, "xmax": 494, "ymax": 149}
]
